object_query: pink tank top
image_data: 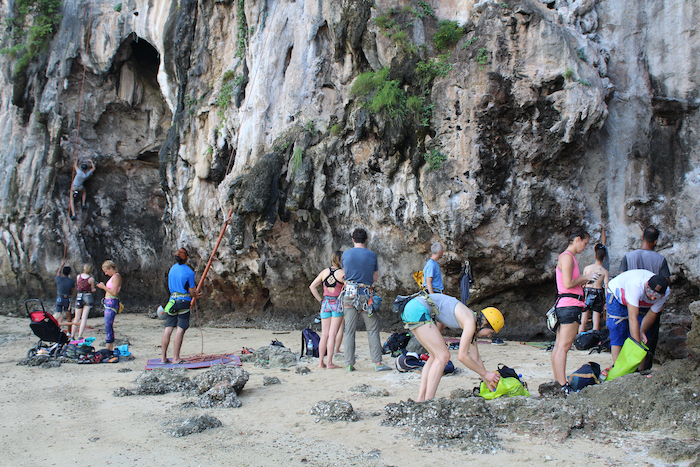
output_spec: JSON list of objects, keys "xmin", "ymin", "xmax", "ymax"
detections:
[
  {"xmin": 556, "ymin": 251, "xmax": 584, "ymax": 307},
  {"xmin": 106, "ymin": 273, "xmax": 121, "ymax": 297}
]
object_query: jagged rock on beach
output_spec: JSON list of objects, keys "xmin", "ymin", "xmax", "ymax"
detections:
[
  {"xmin": 263, "ymin": 376, "xmax": 281, "ymax": 386},
  {"xmin": 382, "ymin": 398, "xmax": 501, "ymax": 453},
  {"xmin": 195, "ymin": 382, "xmax": 242, "ymax": 408},
  {"xmin": 310, "ymin": 400, "xmax": 359, "ymax": 422},
  {"xmin": 163, "ymin": 414, "xmax": 223, "ymax": 437},
  {"xmin": 192, "ymin": 365, "xmax": 249, "ymax": 395},
  {"xmin": 240, "ymin": 345, "xmax": 297, "ymax": 368},
  {"xmin": 295, "ymin": 366, "xmax": 311, "ymax": 375}
]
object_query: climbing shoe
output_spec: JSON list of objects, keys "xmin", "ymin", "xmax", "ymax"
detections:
[
  {"xmin": 374, "ymin": 363, "xmax": 391, "ymax": 372},
  {"xmin": 347, "ymin": 365, "xmax": 355, "ymax": 372}
]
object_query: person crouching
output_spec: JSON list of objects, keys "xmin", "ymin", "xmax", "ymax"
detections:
[{"xmin": 401, "ymin": 293, "xmax": 504, "ymax": 401}]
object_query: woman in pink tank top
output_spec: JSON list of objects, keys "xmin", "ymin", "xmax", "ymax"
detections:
[
  {"xmin": 551, "ymin": 227, "xmax": 599, "ymax": 391},
  {"xmin": 309, "ymin": 251, "xmax": 345, "ymax": 369}
]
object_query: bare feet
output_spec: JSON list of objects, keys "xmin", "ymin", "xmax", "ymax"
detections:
[
  {"xmin": 160, "ymin": 358, "xmax": 171, "ymax": 364},
  {"xmin": 319, "ymin": 362, "xmax": 326, "ymax": 368},
  {"xmin": 326, "ymin": 364, "xmax": 340, "ymax": 369}
]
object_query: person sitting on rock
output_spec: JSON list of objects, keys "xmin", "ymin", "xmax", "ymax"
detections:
[
  {"xmin": 69, "ymin": 158, "xmax": 95, "ymax": 220},
  {"xmin": 401, "ymin": 292, "xmax": 503, "ymax": 401}
]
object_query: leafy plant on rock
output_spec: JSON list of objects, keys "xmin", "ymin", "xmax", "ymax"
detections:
[
  {"xmin": 424, "ymin": 148, "xmax": 447, "ymax": 171},
  {"xmin": 1, "ymin": 0, "xmax": 63, "ymax": 79},
  {"xmin": 433, "ymin": 20, "xmax": 464, "ymax": 51}
]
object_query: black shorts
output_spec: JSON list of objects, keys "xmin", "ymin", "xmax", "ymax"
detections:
[
  {"xmin": 556, "ymin": 306, "xmax": 583, "ymax": 325},
  {"xmin": 583, "ymin": 288, "xmax": 604, "ymax": 313},
  {"xmin": 165, "ymin": 311, "xmax": 190, "ymax": 330}
]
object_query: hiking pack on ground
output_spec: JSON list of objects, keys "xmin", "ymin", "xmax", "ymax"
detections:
[
  {"xmin": 567, "ymin": 361, "xmax": 601, "ymax": 391},
  {"xmin": 478, "ymin": 364, "xmax": 530, "ymax": 399},
  {"xmin": 301, "ymin": 327, "xmax": 320, "ymax": 357},
  {"xmin": 382, "ymin": 332, "xmax": 411, "ymax": 356},
  {"xmin": 574, "ymin": 329, "xmax": 609, "ymax": 352}
]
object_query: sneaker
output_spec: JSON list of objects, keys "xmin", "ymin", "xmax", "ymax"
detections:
[
  {"xmin": 492, "ymin": 337, "xmax": 506, "ymax": 345},
  {"xmin": 374, "ymin": 363, "xmax": 391, "ymax": 372},
  {"xmin": 347, "ymin": 365, "xmax": 355, "ymax": 372}
]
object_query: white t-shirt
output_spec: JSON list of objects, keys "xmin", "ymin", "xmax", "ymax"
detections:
[{"xmin": 607, "ymin": 269, "xmax": 670, "ymax": 313}]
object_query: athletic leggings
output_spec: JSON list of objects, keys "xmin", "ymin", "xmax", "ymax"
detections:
[{"xmin": 104, "ymin": 298, "xmax": 119, "ymax": 344}]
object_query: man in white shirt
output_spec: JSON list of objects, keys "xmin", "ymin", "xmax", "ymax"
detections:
[{"xmin": 606, "ymin": 269, "xmax": 670, "ymax": 364}]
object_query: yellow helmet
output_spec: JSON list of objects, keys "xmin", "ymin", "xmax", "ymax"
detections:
[{"xmin": 481, "ymin": 307, "xmax": 504, "ymax": 333}]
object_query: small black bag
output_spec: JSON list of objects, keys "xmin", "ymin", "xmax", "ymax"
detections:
[
  {"xmin": 382, "ymin": 332, "xmax": 411, "ymax": 356},
  {"xmin": 574, "ymin": 330, "xmax": 605, "ymax": 351},
  {"xmin": 392, "ymin": 293, "xmax": 419, "ymax": 314},
  {"xmin": 61, "ymin": 344, "xmax": 94, "ymax": 359}
]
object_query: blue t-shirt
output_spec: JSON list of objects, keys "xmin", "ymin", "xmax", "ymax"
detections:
[
  {"xmin": 168, "ymin": 263, "xmax": 196, "ymax": 301},
  {"xmin": 422, "ymin": 258, "xmax": 443, "ymax": 292},
  {"xmin": 342, "ymin": 248, "xmax": 378, "ymax": 285}
]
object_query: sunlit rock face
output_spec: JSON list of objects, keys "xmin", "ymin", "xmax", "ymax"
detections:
[{"xmin": 0, "ymin": 0, "xmax": 697, "ymax": 346}]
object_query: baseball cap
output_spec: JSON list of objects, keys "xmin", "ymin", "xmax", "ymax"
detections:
[{"xmin": 647, "ymin": 275, "xmax": 668, "ymax": 294}]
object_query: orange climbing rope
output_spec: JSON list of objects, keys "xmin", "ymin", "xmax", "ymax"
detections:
[{"xmin": 188, "ymin": 205, "xmax": 236, "ymax": 356}]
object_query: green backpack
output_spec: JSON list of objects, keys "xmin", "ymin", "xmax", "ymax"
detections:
[{"xmin": 479, "ymin": 364, "xmax": 530, "ymax": 399}]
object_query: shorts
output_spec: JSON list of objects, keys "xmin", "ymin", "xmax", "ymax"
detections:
[
  {"xmin": 402, "ymin": 298, "xmax": 433, "ymax": 330},
  {"xmin": 583, "ymin": 287, "xmax": 604, "ymax": 313},
  {"xmin": 606, "ymin": 297, "xmax": 644, "ymax": 346},
  {"xmin": 75, "ymin": 292, "xmax": 95, "ymax": 307},
  {"xmin": 319, "ymin": 297, "xmax": 342, "ymax": 319},
  {"xmin": 56, "ymin": 296, "xmax": 70, "ymax": 316},
  {"xmin": 166, "ymin": 311, "xmax": 191, "ymax": 330},
  {"xmin": 555, "ymin": 306, "xmax": 583, "ymax": 325}
]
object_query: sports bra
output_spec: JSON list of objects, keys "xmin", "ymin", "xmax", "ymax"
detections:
[{"xmin": 323, "ymin": 268, "xmax": 340, "ymax": 288}]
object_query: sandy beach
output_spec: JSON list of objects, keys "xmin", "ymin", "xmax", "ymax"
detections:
[{"xmin": 0, "ymin": 313, "xmax": 668, "ymax": 466}]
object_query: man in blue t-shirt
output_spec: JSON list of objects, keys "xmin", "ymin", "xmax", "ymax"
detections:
[
  {"xmin": 341, "ymin": 228, "xmax": 390, "ymax": 372},
  {"xmin": 423, "ymin": 242, "xmax": 444, "ymax": 293},
  {"xmin": 161, "ymin": 248, "xmax": 197, "ymax": 364}
]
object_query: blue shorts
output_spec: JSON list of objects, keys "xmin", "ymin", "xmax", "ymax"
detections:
[
  {"xmin": 402, "ymin": 299, "xmax": 433, "ymax": 330},
  {"xmin": 319, "ymin": 297, "xmax": 342, "ymax": 319},
  {"xmin": 607, "ymin": 297, "xmax": 643, "ymax": 346}
]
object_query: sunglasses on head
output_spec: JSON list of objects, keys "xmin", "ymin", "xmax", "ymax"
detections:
[{"xmin": 645, "ymin": 284, "xmax": 662, "ymax": 300}]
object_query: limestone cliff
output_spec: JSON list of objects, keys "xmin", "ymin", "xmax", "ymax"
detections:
[{"xmin": 0, "ymin": 0, "xmax": 698, "ymax": 347}]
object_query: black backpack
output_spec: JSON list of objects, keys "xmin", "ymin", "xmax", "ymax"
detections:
[
  {"xmin": 301, "ymin": 328, "xmax": 320, "ymax": 357},
  {"xmin": 574, "ymin": 330, "xmax": 606, "ymax": 351},
  {"xmin": 382, "ymin": 332, "xmax": 411, "ymax": 356},
  {"xmin": 61, "ymin": 344, "xmax": 94, "ymax": 359}
]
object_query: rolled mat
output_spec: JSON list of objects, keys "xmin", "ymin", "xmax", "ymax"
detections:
[{"xmin": 606, "ymin": 337, "xmax": 648, "ymax": 381}]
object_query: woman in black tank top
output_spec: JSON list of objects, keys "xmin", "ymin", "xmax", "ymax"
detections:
[{"xmin": 309, "ymin": 251, "xmax": 346, "ymax": 369}]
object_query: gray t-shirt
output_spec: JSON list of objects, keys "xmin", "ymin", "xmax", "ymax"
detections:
[
  {"xmin": 72, "ymin": 168, "xmax": 94, "ymax": 189},
  {"xmin": 56, "ymin": 276, "xmax": 76, "ymax": 296},
  {"xmin": 619, "ymin": 249, "xmax": 670, "ymax": 278},
  {"xmin": 416, "ymin": 293, "xmax": 463, "ymax": 330}
]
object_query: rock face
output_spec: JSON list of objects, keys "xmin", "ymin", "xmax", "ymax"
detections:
[{"xmin": 0, "ymin": 1, "xmax": 698, "ymax": 344}]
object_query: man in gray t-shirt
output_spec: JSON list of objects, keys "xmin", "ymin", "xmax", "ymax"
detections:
[
  {"xmin": 70, "ymin": 159, "xmax": 95, "ymax": 220},
  {"xmin": 619, "ymin": 226, "xmax": 671, "ymax": 370}
]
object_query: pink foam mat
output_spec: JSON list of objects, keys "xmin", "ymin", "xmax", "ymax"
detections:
[{"xmin": 145, "ymin": 354, "xmax": 241, "ymax": 370}]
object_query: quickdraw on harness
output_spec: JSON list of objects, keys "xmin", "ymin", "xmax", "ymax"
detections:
[{"xmin": 340, "ymin": 281, "xmax": 378, "ymax": 315}]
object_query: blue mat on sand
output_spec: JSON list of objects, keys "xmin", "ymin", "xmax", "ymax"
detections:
[{"xmin": 145, "ymin": 354, "xmax": 241, "ymax": 370}]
